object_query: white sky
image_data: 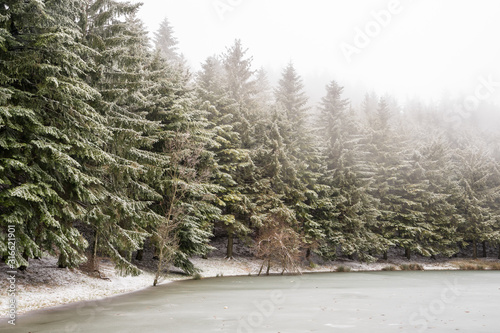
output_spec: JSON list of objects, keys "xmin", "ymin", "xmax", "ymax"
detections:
[{"xmin": 135, "ymin": 0, "xmax": 500, "ymax": 105}]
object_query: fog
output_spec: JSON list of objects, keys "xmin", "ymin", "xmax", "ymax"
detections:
[{"xmin": 137, "ymin": 0, "xmax": 500, "ymax": 106}]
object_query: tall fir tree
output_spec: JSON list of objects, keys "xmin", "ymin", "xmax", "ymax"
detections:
[
  {"xmin": 145, "ymin": 51, "xmax": 222, "ymax": 274},
  {"xmin": 272, "ymin": 63, "xmax": 323, "ymax": 258},
  {"xmin": 153, "ymin": 17, "xmax": 180, "ymax": 63},
  {"xmin": 222, "ymin": 39, "xmax": 258, "ymax": 149},
  {"xmin": 380, "ymin": 134, "xmax": 463, "ymax": 259},
  {"xmin": 453, "ymin": 142, "xmax": 500, "ymax": 258},
  {"xmin": 196, "ymin": 54, "xmax": 255, "ymax": 258},
  {"xmin": 316, "ymin": 81, "xmax": 385, "ymax": 261},
  {"xmin": 81, "ymin": 1, "xmax": 167, "ymax": 275},
  {"xmin": 0, "ymin": 0, "xmax": 109, "ymax": 268}
]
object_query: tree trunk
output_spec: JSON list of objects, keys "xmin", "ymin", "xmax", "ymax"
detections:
[
  {"xmin": 91, "ymin": 230, "xmax": 99, "ymax": 270},
  {"xmin": 482, "ymin": 241, "xmax": 487, "ymax": 258},
  {"xmin": 19, "ymin": 253, "xmax": 29, "ymax": 271},
  {"xmin": 306, "ymin": 248, "xmax": 311, "ymax": 263},
  {"xmin": 58, "ymin": 252, "xmax": 68, "ymax": 268},
  {"xmin": 383, "ymin": 251, "xmax": 388, "ymax": 260},
  {"xmin": 135, "ymin": 249, "xmax": 143, "ymax": 261},
  {"xmin": 498, "ymin": 243, "xmax": 500, "ymax": 260},
  {"xmin": 472, "ymin": 239, "xmax": 477, "ymax": 259},
  {"xmin": 226, "ymin": 232, "xmax": 234, "ymax": 259},
  {"xmin": 258, "ymin": 260, "xmax": 265, "ymax": 276},
  {"xmin": 266, "ymin": 260, "xmax": 271, "ymax": 276},
  {"xmin": 405, "ymin": 248, "xmax": 411, "ymax": 260},
  {"xmin": 152, "ymin": 245, "xmax": 159, "ymax": 260},
  {"xmin": 153, "ymin": 246, "xmax": 164, "ymax": 286}
]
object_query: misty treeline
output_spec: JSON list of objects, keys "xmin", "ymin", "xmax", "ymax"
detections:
[{"xmin": 1, "ymin": 1, "xmax": 500, "ymax": 276}]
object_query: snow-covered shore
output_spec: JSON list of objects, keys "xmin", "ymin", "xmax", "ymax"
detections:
[{"xmin": 0, "ymin": 254, "xmax": 490, "ymax": 318}]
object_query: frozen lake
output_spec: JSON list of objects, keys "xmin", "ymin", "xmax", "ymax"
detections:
[{"xmin": 2, "ymin": 271, "xmax": 500, "ymax": 332}]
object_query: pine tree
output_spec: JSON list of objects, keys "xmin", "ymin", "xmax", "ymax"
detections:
[
  {"xmin": 415, "ymin": 137, "xmax": 464, "ymax": 257},
  {"xmin": 153, "ymin": 17, "xmax": 180, "ymax": 63},
  {"xmin": 316, "ymin": 81, "xmax": 385, "ymax": 261},
  {"xmin": 222, "ymin": 39, "xmax": 257, "ymax": 149},
  {"xmin": 81, "ymin": 1, "xmax": 167, "ymax": 275},
  {"xmin": 0, "ymin": 0, "xmax": 109, "ymax": 268},
  {"xmin": 196, "ymin": 54, "xmax": 255, "ymax": 258},
  {"xmin": 363, "ymin": 97, "xmax": 409, "ymax": 258},
  {"xmin": 381, "ymin": 135, "xmax": 463, "ymax": 259},
  {"xmin": 454, "ymin": 142, "xmax": 500, "ymax": 258},
  {"xmin": 361, "ymin": 91, "xmax": 378, "ymax": 127},
  {"xmin": 145, "ymin": 51, "xmax": 222, "ymax": 275},
  {"xmin": 254, "ymin": 67, "xmax": 273, "ymax": 111},
  {"xmin": 272, "ymin": 63, "xmax": 323, "ymax": 258},
  {"xmin": 274, "ymin": 62, "xmax": 309, "ymax": 127}
]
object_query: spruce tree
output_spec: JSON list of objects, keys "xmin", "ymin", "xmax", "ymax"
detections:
[
  {"xmin": 272, "ymin": 63, "xmax": 323, "ymax": 258},
  {"xmin": 364, "ymin": 97, "xmax": 409, "ymax": 259},
  {"xmin": 454, "ymin": 143, "xmax": 500, "ymax": 258},
  {"xmin": 274, "ymin": 62, "xmax": 309, "ymax": 127},
  {"xmin": 316, "ymin": 81, "xmax": 385, "ymax": 261},
  {"xmin": 222, "ymin": 39, "xmax": 257, "ymax": 149},
  {"xmin": 414, "ymin": 137, "xmax": 464, "ymax": 257},
  {"xmin": 153, "ymin": 17, "xmax": 180, "ymax": 63},
  {"xmin": 381, "ymin": 135, "xmax": 463, "ymax": 259},
  {"xmin": 196, "ymin": 55, "xmax": 255, "ymax": 258},
  {"xmin": 81, "ymin": 1, "xmax": 167, "ymax": 275},
  {"xmin": 145, "ymin": 51, "xmax": 221, "ymax": 275},
  {"xmin": 0, "ymin": 0, "xmax": 109, "ymax": 268}
]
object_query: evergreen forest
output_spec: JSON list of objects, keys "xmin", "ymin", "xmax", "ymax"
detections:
[{"xmin": 1, "ymin": 0, "xmax": 500, "ymax": 276}]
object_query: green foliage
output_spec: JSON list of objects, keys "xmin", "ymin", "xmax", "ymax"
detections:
[
  {"xmin": 453, "ymin": 142, "xmax": 500, "ymax": 258},
  {"xmin": 2, "ymin": 1, "xmax": 499, "ymax": 276},
  {"xmin": 154, "ymin": 17, "xmax": 180, "ymax": 63},
  {"xmin": 79, "ymin": 0, "xmax": 165, "ymax": 275},
  {"xmin": 0, "ymin": 0, "xmax": 106, "ymax": 268},
  {"xmin": 315, "ymin": 81, "xmax": 386, "ymax": 262}
]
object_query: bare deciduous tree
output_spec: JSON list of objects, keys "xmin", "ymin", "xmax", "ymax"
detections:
[{"xmin": 255, "ymin": 210, "xmax": 303, "ymax": 275}]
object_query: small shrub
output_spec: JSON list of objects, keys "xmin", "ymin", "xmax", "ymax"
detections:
[
  {"xmin": 193, "ymin": 273, "xmax": 202, "ymax": 280},
  {"xmin": 399, "ymin": 263, "xmax": 424, "ymax": 271},
  {"xmin": 458, "ymin": 264, "xmax": 470, "ymax": 270},
  {"xmin": 309, "ymin": 261, "xmax": 317, "ymax": 269},
  {"xmin": 381, "ymin": 265, "xmax": 397, "ymax": 271},
  {"xmin": 458, "ymin": 263, "xmax": 483, "ymax": 270},
  {"xmin": 336, "ymin": 265, "xmax": 351, "ymax": 272},
  {"xmin": 412, "ymin": 264, "xmax": 424, "ymax": 271}
]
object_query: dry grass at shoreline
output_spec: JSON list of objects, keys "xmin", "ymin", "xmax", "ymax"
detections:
[{"xmin": 451, "ymin": 259, "xmax": 500, "ymax": 271}]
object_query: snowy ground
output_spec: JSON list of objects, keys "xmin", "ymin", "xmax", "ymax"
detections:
[{"xmin": 0, "ymin": 254, "xmax": 495, "ymax": 318}]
